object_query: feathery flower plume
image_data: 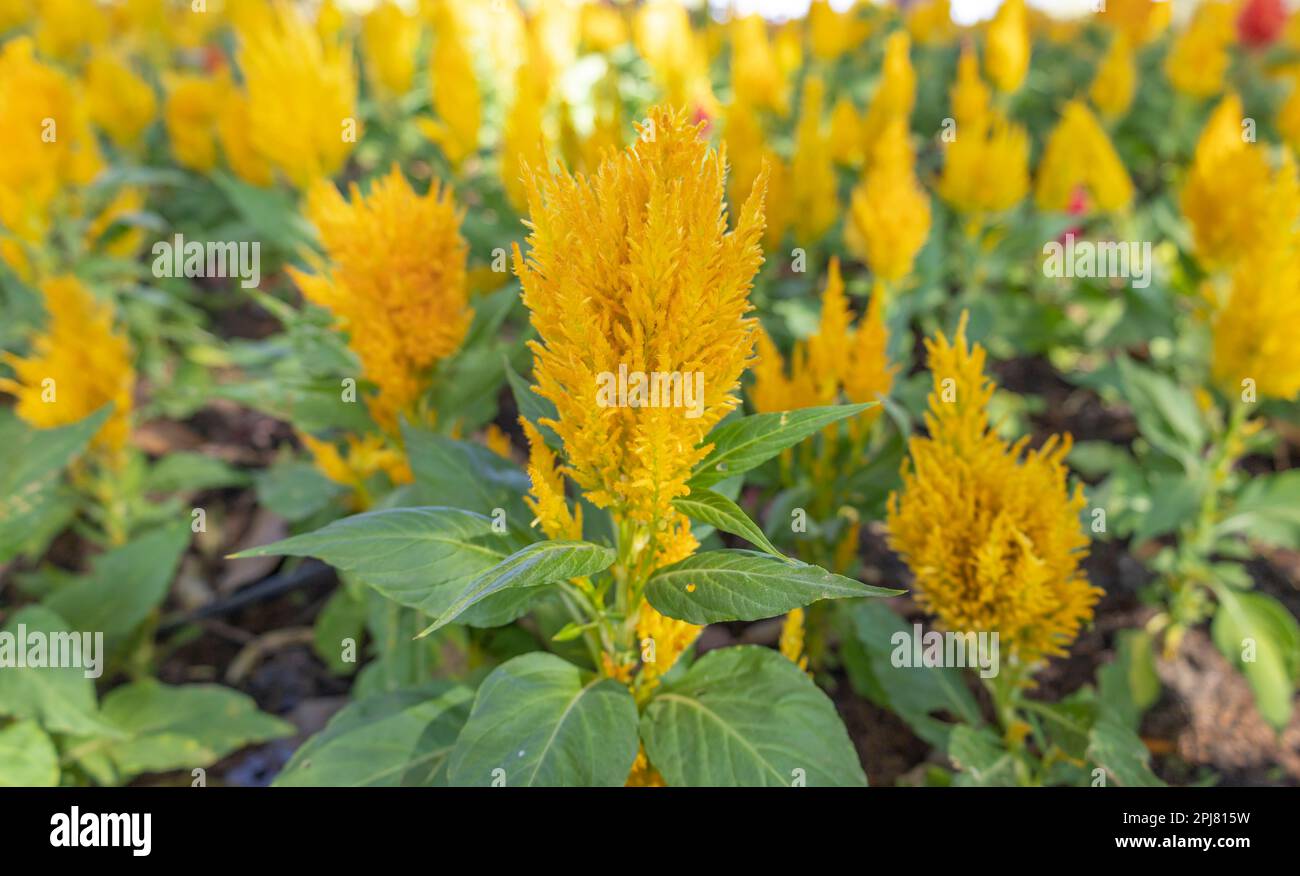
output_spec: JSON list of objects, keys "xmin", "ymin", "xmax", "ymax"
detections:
[
  {"xmin": 1100, "ymin": 0, "xmax": 1171, "ymax": 46},
  {"xmin": 779, "ymin": 607, "xmax": 809, "ymax": 671},
  {"xmin": 1182, "ymin": 92, "xmax": 1298, "ymax": 272},
  {"xmin": 361, "ymin": 0, "xmax": 421, "ymax": 100},
  {"xmin": 808, "ymin": 0, "xmax": 869, "ymax": 63},
  {"xmin": 908, "ymin": 0, "xmax": 955, "ymax": 47},
  {"xmin": 731, "ymin": 14, "xmax": 787, "ymax": 115},
  {"xmin": 887, "ymin": 315, "xmax": 1099, "ymax": 666},
  {"xmin": 1164, "ymin": 1, "xmax": 1234, "ymax": 98},
  {"xmin": 420, "ymin": 2, "xmax": 481, "ymax": 169},
  {"xmin": 238, "ymin": 1, "xmax": 358, "ymax": 190},
  {"xmin": 790, "ymin": 75, "xmax": 837, "ymax": 245},
  {"xmin": 937, "ymin": 53, "xmax": 1028, "ymax": 218},
  {"xmin": 163, "ymin": 70, "xmax": 225, "ymax": 173},
  {"xmin": 1034, "ymin": 100, "xmax": 1133, "ymax": 214},
  {"xmin": 1, "ymin": 276, "xmax": 133, "ymax": 463},
  {"xmin": 290, "ymin": 166, "xmax": 471, "ymax": 433},
  {"xmin": 1089, "ymin": 34, "xmax": 1136, "ymax": 121},
  {"xmin": 846, "ymin": 118, "xmax": 931, "ymax": 284},
  {"xmin": 860, "ymin": 31, "xmax": 916, "ymax": 154},
  {"xmin": 985, "ymin": 0, "xmax": 1030, "ymax": 94},
  {"xmin": 513, "ymin": 106, "xmax": 767, "ymax": 571},
  {"xmin": 84, "ymin": 51, "xmax": 156, "ymax": 150}
]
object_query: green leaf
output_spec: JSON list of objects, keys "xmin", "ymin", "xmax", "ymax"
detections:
[
  {"xmin": 144, "ymin": 452, "xmax": 249, "ymax": 494},
  {"xmin": 44, "ymin": 522, "xmax": 191, "ymax": 653},
  {"xmin": 1096, "ymin": 629, "xmax": 1160, "ymax": 730},
  {"xmin": 313, "ymin": 584, "xmax": 368, "ymax": 675},
  {"xmin": 254, "ymin": 459, "xmax": 343, "ymax": 522},
  {"xmin": 233, "ymin": 507, "xmax": 532, "ymax": 624},
  {"xmin": 447, "ymin": 653, "xmax": 639, "ymax": 786},
  {"xmin": 843, "ymin": 601, "xmax": 983, "ymax": 749},
  {"xmin": 645, "ymin": 549, "xmax": 898, "ymax": 624},
  {"xmin": 274, "ymin": 684, "xmax": 473, "ymax": 787},
  {"xmin": 0, "ymin": 606, "xmax": 119, "ymax": 738},
  {"xmin": 672, "ymin": 488, "xmax": 786, "ymax": 558},
  {"xmin": 1218, "ymin": 470, "xmax": 1300, "ymax": 550},
  {"xmin": 418, "ymin": 540, "xmax": 615, "ymax": 637},
  {"xmin": 1130, "ymin": 472, "xmax": 1203, "ymax": 543},
  {"xmin": 1087, "ymin": 717, "xmax": 1164, "ymax": 787},
  {"xmin": 1116, "ymin": 357, "xmax": 1205, "ymax": 469},
  {"xmin": 0, "ymin": 720, "xmax": 60, "ymax": 787},
  {"xmin": 948, "ymin": 725, "xmax": 1018, "ymax": 786},
  {"xmin": 1210, "ymin": 586, "xmax": 1300, "ymax": 732},
  {"xmin": 688, "ymin": 404, "xmax": 872, "ymax": 488},
  {"xmin": 402, "ymin": 425, "xmax": 533, "ymax": 528},
  {"xmin": 95, "ymin": 680, "xmax": 294, "ymax": 779},
  {"xmin": 640, "ymin": 645, "xmax": 866, "ymax": 786}
]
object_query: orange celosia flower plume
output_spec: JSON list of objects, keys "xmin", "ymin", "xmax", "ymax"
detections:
[
  {"xmin": 290, "ymin": 166, "xmax": 472, "ymax": 434},
  {"xmin": 513, "ymin": 105, "xmax": 767, "ymax": 571},
  {"xmin": 887, "ymin": 314, "xmax": 1099, "ymax": 667}
]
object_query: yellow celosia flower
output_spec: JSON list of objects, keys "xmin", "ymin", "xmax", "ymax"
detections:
[
  {"xmin": 0, "ymin": 37, "xmax": 103, "ymax": 280},
  {"xmin": 951, "ymin": 42, "xmax": 990, "ymax": 128},
  {"xmin": 829, "ymin": 97, "xmax": 864, "ymax": 166},
  {"xmin": 790, "ymin": 75, "xmax": 837, "ymax": 245},
  {"xmin": 1164, "ymin": 1, "xmax": 1234, "ymax": 99},
  {"xmin": 860, "ymin": 31, "xmax": 916, "ymax": 156},
  {"xmin": 1182, "ymin": 93, "xmax": 1298, "ymax": 272},
  {"xmin": 985, "ymin": 0, "xmax": 1030, "ymax": 94},
  {"xmin": 500, "ymin": 66, "xmax": 548, "ymax": 213},
  {"xmin": 887, "ymin": 314, "xmax": 1099, "ymax": 666},
  {"xmin": 762, "ymin": 151, "xmax": 793, "ymax": 250},
  {"xmin": 361, "ymin": 0, "xmax": 420, "ymax": 100},
  {"xmin": 35, "ymin": 0, "xmax": 109, "ymax": 61},
  {"xmin": 636, "ymin": 601, "xmax": 702, "ymax": 692},
  {"xmin": 238, "ymin": 1, "xmax": 358, "ymax": 190},
  {"xmin": 580, "ymin": 1, "xmax": 628, "ymax": 52},
  {"xmin": 484, "ymin": 424, "xmax": 513, "ymax": 461},
  {"xmin": 420, "ymin": 3, "xmax": 481, "ymax": 169},
  {"xmin": 634, "ymin": 0, "xmax": 714, "ymax": 113},
  {"xmin": 514, "ymin": 107, "xmax": 767, "ymax": 571},
  {"xmin": 751, "ymin": 259, "xmax": 894, "ymax": 424},
  {"xmin": 908, "ymin": 0, "xmax": 955, "ymax": 47},
  {"xmin": 84, "ymin": 52, "xmax": 156, "ymax": 150},
  {"xmin": 1100, "ymin": 0, "xmax": 1171, "ymax": 46},
  {"xmin": 808, "ymin": 0, "xmax": 869, "ymax": 63},
  {"xmin": 300, "ymin": 431, "xmax": 414, "ymax": 509},
  {"xmin": 217, "ymin": 91, "xmax": 276, "ymax": 187},
  {"xmin": 779, "ymin": 607, "xmax": 809, "ymax": 670},
  {"xmin": 625, "ymin": 744, "xmax": 667, "ymax": 786},
  {"xmin": 0, "ymin": 276, "xmax": 133, "ymax": 463},
  {"xmin": 1089, "ymin": 35, "xmax": 1136, "ymax": 121},
  {"xmin": 291, "ymin": 167, "xmax": 472, "ymax": 433},
  {"xmin": 938, "ymin": 110, "xmax": 1029, "ymax": 216},
  {"xmin": 774, "ymin": 18, "xmax": 803, "ymax": 77},
  {"xmin": 725, "ymin": 97, "xmax": 766, "ymax": 214},
  {"xmin": 1279, "ymin": 78, "xmax": 1300, "ymax": 155},
  {"xmin": 846, "ymin": 119, "xmax": 931, "ymax": 283},
  {"xmin": 520, "ymin": 419, "xmax": 584, "ymax": 542},
  {"xmin": 0, "ymin": 0, "xmax": 31, "ymax": 32},
  {"xmin": 1210, "ymin": 230, "xmax": 1300, "ymax": 402},
  {"xmin": 1034, "ymin": 100, "xmax": 1133, "ymax": 214},
  {"xmin": 731, "ymin": 14, "xmax": 787, "ymax": 115},
  {"xmin": 163, "ymin": 71, "xmax": 225, "ymax": 173}
]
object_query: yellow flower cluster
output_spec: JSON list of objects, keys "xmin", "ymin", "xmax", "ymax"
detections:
[
  {"xmin": 299, "ymin": 431, "xmax": 413, "ymax": 510},
  {"xmin": 0, "ymin": 37, "xmax": 102, "ymax": 279},
  {"xmin": 779, "ymin": 607, "xmax": 809, "ymax": 671},
  {"xmin": 887, "ymin": 315, "xmax": 1099, "ymax": 666},
  {"xmin": 1034, "ymin": 100, "xmax": 1133, "ymax": 214},
  {"xmin": 731, "ymin": 14, "xmax": 788, "ymax": 116},
  {"xmin": 290, "ymin": 166, "xmax": 472, "ymax": 434},
  {"xmin": 1210, "ymin": 237, "xmax": 1300, "ymax": 403},
  {"xmin": 985, "ymin": 0, "xmax": 1030, "ymax": 93},
  {"xmin": 1089, "ymin": 35, "xmax": 1136, "ymax": 121},
  {"xmin": 790, "ymin": 75, "xmax": 838, "ymax": 245},
  {"xmin": 84, "ymin": 51, "xmax": 156, "ymax": 150},
  {"xmin": 1, "ymin": 276, "xmax": 133, "ymax": 462},
  {"xmin": 846, "ymin": 119, "xmax": 931, "ymax": 284},
  {"xmin": 420, "ymin": 3, "xmax": 481, "ymax": 169},
  {"xmin": 636, "ymin": 601, "xmax": 702, "ymax": 693},
  {"xmin": 1164, "ymin": 0, "xmax": 1234, "ymax": 98},
  {"xmin": 751, "ymin": 258, "xmax": 894, "ymax": 432},
  {"xmin": 860, "ymin": 32, "xmax": 916, "ymax": 153},
  {"xmin": 237, "ymin": 1, "xmax": 358, "ymax": 190},
  {"xmin": 938, "ymin": 45, "xmax": 1029, "ymax": 216},
  {"xmin": 1100, "ymin": 0, "xmax": 1171, "ymax": 46},
  {"xmin": 1182, "ymin": 93, "xmax": 1299, "ymax": 273},
  {"xmin": 514, "ymin": 106, "xmax": 767, "ymax": 570},
  {"xmin": 361, "ymin": 0, "xmax": 420, "ymax": 100}
]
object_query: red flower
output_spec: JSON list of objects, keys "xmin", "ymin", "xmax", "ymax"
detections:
[{"xmin": 1238, "ymin": 0, "xmax": 1287, "ymax": 49}]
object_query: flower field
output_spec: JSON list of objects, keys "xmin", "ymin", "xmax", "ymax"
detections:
[{"xmin": 1, "ymin": 0, "xmax": 1299, "ymax": 791}]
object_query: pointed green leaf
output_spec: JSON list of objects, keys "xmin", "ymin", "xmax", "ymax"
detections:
[
  {"xmin": 672, "ymin": 488, "xmax": 786, "ymax": 558},
  {"xmin": 646, "ymin": 549, "xmax": 899, "ymax": 624},
  {"xmin": 688, "ymin": 404, "xmax": 871, "ymax": 488}
]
